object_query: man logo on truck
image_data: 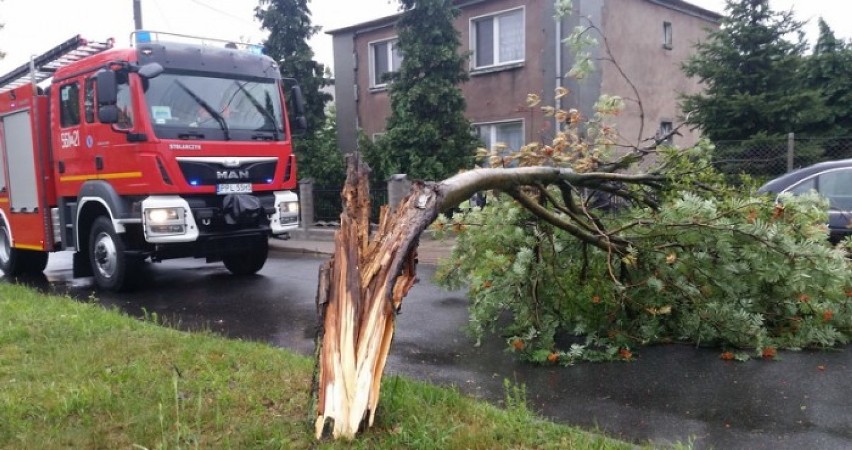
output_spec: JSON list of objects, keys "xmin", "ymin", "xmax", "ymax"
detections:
[{"xmin": 217, "ymin": 170, "xmax": 250, "ymax": 180}]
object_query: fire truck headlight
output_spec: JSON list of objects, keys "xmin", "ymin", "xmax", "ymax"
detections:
[
  {"xmin": 146, "ymin": 208, "xmax": 181, "ymax": 223},
  {"xmin": 279, "ymin": 201, "xmax": 299, "ymax": 214},
  {"xmin": 144, "ymin": 207, "xmax": 186, "ymax": 235},
  {"xmin": 277, "ymin": 201, "xmax": 299, "ymax": 225}
]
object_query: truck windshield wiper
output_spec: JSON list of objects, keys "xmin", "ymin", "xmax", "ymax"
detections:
[
  {"xmin": 174, "ymin": 80, "xmax": 231, "ymax": 141},
  {"xmin": 233, "ymin": 81, "xmax": 280, "ymax": 141}
]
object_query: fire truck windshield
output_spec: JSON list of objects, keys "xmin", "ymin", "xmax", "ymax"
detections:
[{"xmin": 143, "ymin": 72, "xmax": 285, "ymax": 141}]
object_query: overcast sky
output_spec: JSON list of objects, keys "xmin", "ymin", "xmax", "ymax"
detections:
[{"xmin": 0, "ymin": 0, "xmax": 850, "ymax": 76}]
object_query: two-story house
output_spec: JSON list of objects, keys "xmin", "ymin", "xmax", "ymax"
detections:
[{"xmin": 327, "ymin": 0, "xmax": 720, "ymax": 157}]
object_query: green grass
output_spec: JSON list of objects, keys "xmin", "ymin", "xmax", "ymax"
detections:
[{"xmin": 0, "ymin": 283, "xmax": 647, "ymax": 449}]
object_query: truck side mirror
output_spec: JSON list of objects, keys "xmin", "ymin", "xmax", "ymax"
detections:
[
  {"xmin": 96, "ymin": 70, "xmax": 117, "ymax": 105},
  {"xmin": 137, "ymin": 62, "xmax": 163, "ymax": 80},
  {"xmin": 98, "ymin": 105, "xmax": 119, "ymax": 124},
  {"xmin": 290, "ymin": 85, "xmax": 307, "ymax": 135}
]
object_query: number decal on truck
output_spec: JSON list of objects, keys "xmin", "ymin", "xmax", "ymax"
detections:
[{"xmin": 60, "ymin": 130, "xmax": 80, "ymax": 148}]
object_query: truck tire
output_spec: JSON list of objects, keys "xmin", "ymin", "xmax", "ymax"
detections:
[
  {"xmin": 88, "ymin": 216, "xmax": 136, "ymax": 291},
  {"xmin": 222, "ymin": 239, "xmax": 268, "ymax": 276},
  {"xmin": 0, "ymin": 220, "xmax": 48, "ymax": 276}
]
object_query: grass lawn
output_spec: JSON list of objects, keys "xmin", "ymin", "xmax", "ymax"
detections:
[{"xmin": 0, "ymin": 282, "xmax": 649, "ymax": 449}]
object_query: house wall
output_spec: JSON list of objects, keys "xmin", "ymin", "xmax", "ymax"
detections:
[
  {"xmin": 599, "ymin": 0, "xmax": 716, "ymax": 148},
  {"xmin": 353, "ymin": 0, "xmax": 550, "ymax": 147},
  {"xmin": 458, "ymin": 0, "xmax": 548, "ymax": 144},
  {"xmin": 351, "ymin": 24, "xmax": 397, "ymax": 146},
  {"xmin": 331, "ymin": 0, "xmax": 718, "ymax": 156}
]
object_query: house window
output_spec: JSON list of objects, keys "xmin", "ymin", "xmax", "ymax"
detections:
[
  {"xmin": 372, "ymin": 132, "xmax": 386, "ymax": 142},
  {"xmin": 475, "ymin": 120, "xmax": 524, "ymax": 155},
  {"xmin": 663, "ymin": 21, "xmax": 673, "ymax": 50},
  {"xmin": 659, "ymin": 121, "xmax": 673, "ymax": 145},
  {"xmin": 369, "ymin": 38, "xmax": 402, "ymax": 88},
  {"xmin": 471, "ymin": 7, "xmax": 524, "ymax": 69},
  {"xmin": 59, "ymin": 83, "xmax": 81, "ymax": 128}
]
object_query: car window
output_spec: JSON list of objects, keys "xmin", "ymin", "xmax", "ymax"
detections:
[
  {"xmin": 786, "ymin": 177, "xmax": 816, "ymax": 195},
  {"xmin": 818, "ymin": 169, "xmax": 852, "ymax": 210}
]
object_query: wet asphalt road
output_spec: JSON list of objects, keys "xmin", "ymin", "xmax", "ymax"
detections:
[{"xmin": 9, "ymin": 250, "xmax": 852, "ymax": 449}]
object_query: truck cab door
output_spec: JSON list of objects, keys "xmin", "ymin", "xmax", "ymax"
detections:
[{"xmin": 54, "ymin": 80, "xmax": 95, "ymax": 195}]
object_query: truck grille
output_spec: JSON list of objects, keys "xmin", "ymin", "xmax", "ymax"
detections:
[{"xmin": 176, "ymin": 156, "xmax": 277, "ymax": 186}]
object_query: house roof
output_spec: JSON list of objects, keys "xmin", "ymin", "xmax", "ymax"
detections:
[
  {"xmin": 325, "ymin": 0, "xmax": 721, "ymax": 36},
  {"xmin": 646, "ymin": 0, "xmax": 722, "ymax": 22},
  {"xmin": 325, "ymin": 11, "xmax": 398, "ymax": 36}
]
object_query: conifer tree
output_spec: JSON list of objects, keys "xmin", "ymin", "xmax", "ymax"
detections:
[
  {"xmin": 680, "ymin": 0, "xmax": 822, "ymax": 141},
  {"xmin": 805, "ymin": 19, "xmax": 852, "ymax": 137},
  {"xmin": 256, "ymin": 0, "xmax": 340, "ymax": 182},
  {"xmin": 369, "ymin": 0, "xmax": 479, "ymax": 181}
]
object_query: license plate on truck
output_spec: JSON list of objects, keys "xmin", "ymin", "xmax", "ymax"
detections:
[{"xmin": 216, "ymin": 183, "xmax": 252, "ymax": 195}]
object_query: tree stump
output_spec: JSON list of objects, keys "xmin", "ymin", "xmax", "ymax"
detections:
[{"xmin": 313, "ymin": 156, "xmax": 439, "ymax": 439}]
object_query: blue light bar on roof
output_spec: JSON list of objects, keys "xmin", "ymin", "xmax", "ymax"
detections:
[
  {"xmin": 133, "ymin": 30, "xmax": 265, "ymax": 55},
  {"xmin": 246, "ymin": 44, "xmax": 264, "ymax": 55},
  {"xmin": 135, "ymin": 31, "xmax": 152, "ymax": 44}
]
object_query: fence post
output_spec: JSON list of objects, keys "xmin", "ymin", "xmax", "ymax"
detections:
[
  {"xmin": 787, "ymin": 132, "xmax": 795, "ymax": 172},
  {"xmin": 387, "ymin": 174, "xmax": 411, "ymax": 212},
  {"xmin": 299, "ymin": 178, "xmax": 315, "ymax": 232}
]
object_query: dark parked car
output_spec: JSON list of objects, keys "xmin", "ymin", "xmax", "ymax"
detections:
[{"xmin": 758, "ymin": 159, "xmax": 852, "ymax": 243}]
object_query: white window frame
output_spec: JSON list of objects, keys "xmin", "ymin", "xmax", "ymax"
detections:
[
  {"xmin": 470, "ymin": 6, "xmax": 526, "ymax": 71},
  {"xmin": 663, "ymin": 21, "xmax": 673, "ymax": 50},
  {"xmin": 372, "ymin": 132, "xmax": 386, "ymax": 142},
  {"xmin": 368, "ymin": 37, "xmax": 402, "ymax": 89},
  {"xmin": 474, "ymin": 119, "xmax": 525, "ymax": 153},
  {"xmin": 659, "ymin": 121, "xmax": 674, "ymax": 145}
]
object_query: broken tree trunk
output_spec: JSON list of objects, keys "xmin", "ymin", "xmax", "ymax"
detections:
[
  {"xmin": 312, "ymin": 156, "xmax": 655, "ymax": 440},
  {"xmin": 313, "ymin": 157, "xmax": 439, "ymax": 439}
]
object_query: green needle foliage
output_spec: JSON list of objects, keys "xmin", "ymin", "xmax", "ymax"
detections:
[
  {"xmin": 435, "ymin": 90, "xmax": 852, "ymax": 365},
  {"xmin": 681, "ymin": 0, "xmax": 821, "ymax": 142}
]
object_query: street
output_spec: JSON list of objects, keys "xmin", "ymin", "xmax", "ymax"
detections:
[{"xmin": 7, "ymin": 250, "xmax": 851, "ymax": 449}]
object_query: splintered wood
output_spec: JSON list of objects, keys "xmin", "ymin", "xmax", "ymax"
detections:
[{"xmin": 313, "ymin": 157, "xmax": 438, "ymax": 439}]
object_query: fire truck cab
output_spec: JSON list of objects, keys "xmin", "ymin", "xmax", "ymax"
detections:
[{"xmin": 0, "ymin": 32, "xmax": 304, "ymax": 291}]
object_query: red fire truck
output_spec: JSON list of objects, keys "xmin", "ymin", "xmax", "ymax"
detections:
[{"xmin": 0, "ymin": 32, "xmax": 303, "ymax": 291}]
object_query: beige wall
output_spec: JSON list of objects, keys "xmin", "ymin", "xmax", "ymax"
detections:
[
  {"xmin": 344, "ymin": 0, "xmax": 717, "ymax": 151},
  {"xmin": 458, "ymin": 0, "xmax": 548, "ymax": 144},
  {"xmin": 355, "ymin": 0, "xmax": 549, "ymax": 145},
  {"xmin": 600, "ymin": 0, "xmax": 715, "ymax": 148},
  {"xmin": 353, "ymin": 26, "xmax": 396, "ymax": 139}
]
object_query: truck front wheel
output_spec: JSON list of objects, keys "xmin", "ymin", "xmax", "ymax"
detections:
[
  {"xmin": 222, "ymin": 239, "xmax": 268, "ymax": 276},
  {"xmin": 0, "ymin": 220, "xmax": 48, "ymax": 276},
  {"xmin": 89, "ymin": 217, "xmax": 136, "ymax": 291}
]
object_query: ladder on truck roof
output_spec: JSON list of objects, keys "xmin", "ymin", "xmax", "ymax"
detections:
[{"xmin": 0, "ymin": 35, "xmax": 114, "ymax": 93}]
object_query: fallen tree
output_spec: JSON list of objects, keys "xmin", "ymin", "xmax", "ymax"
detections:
[
  {"xmin": 313, "ymin": 141, "xmax": 852, "ymax": 439},
  {"xmin": 312, "ymin": 147, "xmax": 677, "ymax": 439},
  {"xmin": 310, "ymin": 4, "xmax": 851, "ymax": 439}
]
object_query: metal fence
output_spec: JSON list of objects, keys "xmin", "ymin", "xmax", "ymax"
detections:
[
  {"xmin": 713, "ymin": 134, "xmax": 852, "ymax": 181},
  {"xmin": 311, "ymin": 185, "xmax": 387, "ymax": 226}
]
